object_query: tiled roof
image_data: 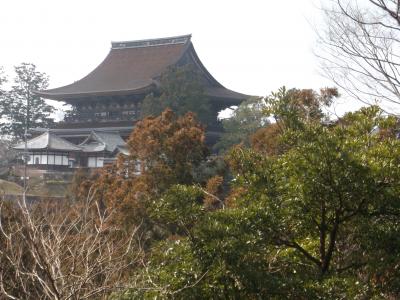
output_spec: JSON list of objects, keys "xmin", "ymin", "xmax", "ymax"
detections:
[
  {"xmin": 14, "ymin": 130, "xmax": 127, "ymax": 155},
  {"xmin": 13, "ymin": 132, "xmax": 81, "ymax": 151},
  {"xmin": 80, "ymin": 142, "xmax": 106, "ymax": 153},
  {"xmin": 79, "ymin": 131, "xmax": 126, "ymax": 153},
  {"xmin": 36, "ymin": 35, "xmax": 192, "ymax": 100},
  {"xmin": 205, "ymin": 87, "xmax": 252, "ymax": 101},
  {"xmin": 35, "ymin": 34, "xmax": 251, "ymax": 103},
  {"xmin": 114, "ymin": 145, "xmax": 129, "ymax": 156},
  {"xmin": 92, "ymin": 131, "xmax": 126, "ymax": 152}
]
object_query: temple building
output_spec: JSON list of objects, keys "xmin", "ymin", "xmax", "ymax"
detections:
[
  {"xmin": 79, "ymin": 131, "xmax": 128, "ymax": 167},
  {"xmin": 18, "ymin": 34, "xmax": 249, "ymax": 169},
  {"xmin": 13, "ymin": 130, "xmax": 128, "ymax": 170},
  {"xmin": 14, "ymin": 131, "xmax": 81, "ymax": 170}
]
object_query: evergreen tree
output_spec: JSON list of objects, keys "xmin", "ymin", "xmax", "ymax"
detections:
[
  {"xmin": 117, "ymin": 90, "xmax": 400, "ymax": 299},
  {"xmin": 140, "ymin": 65, "xmax": 212, "ymax": 125},
  {"xmin": 0, "ymin": 67, "xmax": 6, "ymax": 95},
  {"xmin": 0, "ymin": 63, "xmax": 54, "ymax": 140},
  {"xmin": 214, "ymin": 97, "xmax": 267, "ymax": 153},
  {"xmin": 0, "ymin": 67, "xmax": 7, "ymax": 124}
]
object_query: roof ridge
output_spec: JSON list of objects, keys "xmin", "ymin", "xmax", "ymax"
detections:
[
  {"xmin": 51, "ymin": 133, "xmax": 82, "ymax": 149},
  {"xmin": 92, "ymin": 131, "xmax": 106, "ymax": 144},
  {"xmin": 13, "ymin": 131, "xmax": 81, "ymax": 151},
  {"xmin": 92, "ymin": 130, "xmax": 120, "ymax": 134},
  {"xmin": 14, "ymin": 131, "xmax": 48, "ymax": 149},
  {"xmin": 111, "ymin": 34, "xmax": 191, "ymax": 49},
  {"xmin": 79, "ymin": 131, "xmax": 104, "ymax": 147}
]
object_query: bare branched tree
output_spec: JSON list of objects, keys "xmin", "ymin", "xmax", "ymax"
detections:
[
  {"xmin": 317, "ymin": 0, "xmax": 400, "ymax": 113},
  {"xmin": 0, "ymin": 189, "xmax": 142, "ymax": 300}
]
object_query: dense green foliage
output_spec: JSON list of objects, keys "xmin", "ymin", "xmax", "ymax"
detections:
[
  {"xmin": 0, "ymin": 63, "xmax": 54, "ymax": 140},
  {"xmin": 2, "ymin": 63, "xmax": 398, "ymax": 298},
  {"xmin": 141, "ymin": 65, "xmax": 212, "ymax": 125},
  {"xmin": 116, "ymin": 88, "xmax": 400, "ymax": 299},
  {"xmin": 214, "ymin": 97, "xmax": 267, "ymax": 153}
]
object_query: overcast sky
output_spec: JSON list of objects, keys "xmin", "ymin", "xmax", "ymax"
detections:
[{"xmin": 0, "ymin": 0, "xmax": 359, "ymax": 116}]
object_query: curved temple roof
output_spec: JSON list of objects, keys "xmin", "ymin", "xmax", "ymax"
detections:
[
  {"xmin": 14, "ymin": 131, "xmax": 128, "ymax": 154},
  {"xmin": 35, "ymin": 34, "xmax": 250, "ymax": 102},
  {"xmin": 79, "ymin": 131, "xmax": 126, "ymax": 153},
  {"xmin": 13, "ymin": 132, "xmax": 81, "ymax": 152}
]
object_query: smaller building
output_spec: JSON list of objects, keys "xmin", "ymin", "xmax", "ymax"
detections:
[
  {"xmin": 13, "ymin": 130, "xmax": 127, "ymax": 170},
  {"xmin": 79, "ymin": 131, "xmax": 128, "ymax": 167}
]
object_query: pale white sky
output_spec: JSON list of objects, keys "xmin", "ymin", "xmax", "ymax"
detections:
[{"xmin": 0, "ymin": 0, "xmax": 359, "ymax": 117}]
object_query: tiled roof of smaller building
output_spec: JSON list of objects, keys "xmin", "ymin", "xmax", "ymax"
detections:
[
  {"xmin": 80, "ymin": 142, "xmax": 106, "ymax": 153},
  {"xmin": 114, "ymin": 145, "xmax": 130, "ymax": 156},
  {"xmin": 13, "ymin": 132, "xmax": 81, "ymax": 151},
  {"xmin": 79, "ymin": 131, "xmax": 126, "ymax": 153}
]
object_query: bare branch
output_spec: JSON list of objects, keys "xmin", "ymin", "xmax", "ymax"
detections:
[
  {"xmin": 0, "ymin": 193, "xmax": 142, "ymax": 299},
  {"xmin": 317, "ymin": 0, "xmax": 400, "ymax": 113}
]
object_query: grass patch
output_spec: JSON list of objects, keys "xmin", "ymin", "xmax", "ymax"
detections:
[
  {"xmin": 0, "ymin": 179, "xmax": 24, "ymax": 195},
  {"xmin": 27, "ymin": 178, "xmax": 71, "ymax": 198}
]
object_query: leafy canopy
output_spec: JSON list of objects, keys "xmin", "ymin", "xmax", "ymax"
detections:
[
  {"xmin": 79, "ymin": 109, "xmax": 209, "ymax": 229},
  {"xmin": 120, "ymin": 88, "xmax": 400, "ymax": 299},
  {"xmin": 214, "ymin": 97, "xmax": 268, "ymax": 153},
  {"xmin": 140, "ymin": 65, "xmax": 212, "ymax": 124}
]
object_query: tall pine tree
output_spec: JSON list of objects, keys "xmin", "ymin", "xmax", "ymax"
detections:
[
  {"xmin": 0, "ymin": 63, "xmax": 54, "ymax": 141},
  {"xmin": 0, "ymin": 67, "xmax": 7, "ymax": 115}
]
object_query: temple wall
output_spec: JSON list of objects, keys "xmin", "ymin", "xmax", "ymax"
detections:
[{"xmin": 28, "ymin": 152, "xmax": 70, "ymax": 166}]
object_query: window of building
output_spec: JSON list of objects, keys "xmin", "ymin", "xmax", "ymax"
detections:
[
  {"xmin": 97, "ymin": 157, "xmax": 104, "ymax": 168},
  {"xmin": 68, "ymin": 160, "xmax": 74, "ymax": 168},
  {"xmin": 95, "ymin": 112, "xmax": 108, "ymax": 117},
  {"xmin": 122, "ymin": 110, "xmax": 135, "ymax": 116},
  {"xmin": 55, "ymin": 155, "xmax": 62, "ymax": 165},
  {"xmin": 87, "ymin": 156, "xmax": 104, "ymax": 168},
  {"xmin": 88, "ymin": 157, "xmax": 96, "ymax": 168}
]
